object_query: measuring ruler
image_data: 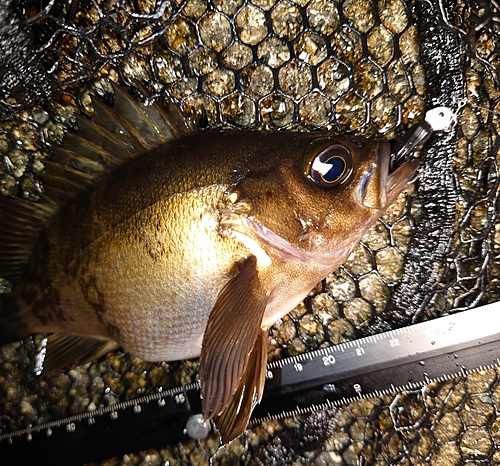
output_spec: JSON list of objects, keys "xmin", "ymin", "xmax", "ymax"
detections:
[{"xmin": 1, "ymin": 301, "xmax": 499, "ymax": 464}]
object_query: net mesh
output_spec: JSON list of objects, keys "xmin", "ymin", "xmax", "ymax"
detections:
[{"xmin": 0, "ymin": 0, "xmax": 499, "ymax": 464}]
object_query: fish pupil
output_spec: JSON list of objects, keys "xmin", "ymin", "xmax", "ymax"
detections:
[
  {"xmin": 322, "ymin": 156, "xmax": 345, "ymax": 182},
  {"xmin": 302, "ymin": 141, "xmax": 353, "ymax": 189}
]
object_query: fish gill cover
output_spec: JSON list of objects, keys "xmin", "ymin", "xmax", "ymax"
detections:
[{"xmin": 0, "ymin": 0, "xmax": 499, "ymax": 464}]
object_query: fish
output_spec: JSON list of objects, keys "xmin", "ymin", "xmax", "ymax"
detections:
[{"xmin": 0, "ymin": 84, "xmax": 418, "ymax": 443}]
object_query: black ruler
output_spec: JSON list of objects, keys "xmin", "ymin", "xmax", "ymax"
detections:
[{"xmin": 1, "ymin": 302, "xmax": 500, "ymax": 464}]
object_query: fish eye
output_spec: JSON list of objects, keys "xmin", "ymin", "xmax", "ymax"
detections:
[{"xmin": 301, "ymin": 143, "xmax": 354, "ymax": 189}]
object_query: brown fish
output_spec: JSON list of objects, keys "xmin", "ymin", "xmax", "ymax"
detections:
[{"xmin": 0, "ymin": 85, "xmax": 418, "ymax": 443}]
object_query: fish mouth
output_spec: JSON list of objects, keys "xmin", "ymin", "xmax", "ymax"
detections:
[
  {"xmin": 362, "ymin": 140, "xmax": 418, "ymax": 209},
  {"xmin": 385, "ymin": 142, "xmax": 419, "ymax": 204},
  {"xmin": 244, "ymin": 140, "xmax": 419, "ymax": 266}
]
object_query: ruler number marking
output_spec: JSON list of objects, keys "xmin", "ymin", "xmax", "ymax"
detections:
[
  {"xmin": 322, "ymin": 355, "xmax": 336, "ymax": 366},
  {"xmin": 389, "ymin": 338, "xmax": 400, "ymax": 347}
]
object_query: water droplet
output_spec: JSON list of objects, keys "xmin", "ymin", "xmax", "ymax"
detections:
[{"xmin": 323, "ymin": 383, "xmax": 338, "ymax": 393}]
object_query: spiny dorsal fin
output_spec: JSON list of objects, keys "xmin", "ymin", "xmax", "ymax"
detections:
[
  {"xmin": 42, "ymin": 83, "xmax": 196, "ymax": 207},
  {"xmin": 0, "ymin": 82, "xmax": 196, "ymax": 284},
  {"xmin": 108, "ymin": 83, "xmax": 195, "ymax": 150}
]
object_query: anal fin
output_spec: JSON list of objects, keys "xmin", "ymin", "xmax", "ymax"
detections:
[
  {"xmin": 199, "ymin": 255, "xmax": 270, "ymax": 444},
  {"xmin": 42, "ymin": 333, "xmax": 119, "ymax": 374}
]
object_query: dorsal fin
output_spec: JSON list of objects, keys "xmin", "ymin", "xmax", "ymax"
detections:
[
  {"xmin": 0, "ymin": 82, "xmax": 196, "ymax": 284},
  {"xmin": 42, "ymin": 83, "xmax": 196, "ymax": 206}
]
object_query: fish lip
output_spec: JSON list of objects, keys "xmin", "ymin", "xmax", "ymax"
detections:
[
  {"xmin": 247, "ymin": 140, "xmax": 418, "ymax": 265},
  {"xmin": 361, "ymin": 140, "xmax": 418, "ymax": 209},
  {"xmin": 386, "ymin": 151, "xmax": 419, "ymax": 203},
  {"xmin": 249, "ymin": 220, "xmax": 350, "ymax": 266},
  {"xmin": 377, "ymin": 138, "xmax": 419, "ymax": 205},
  {"xmin": 360, "ymin": 140, "xmax": 390, "ymax": 208}
]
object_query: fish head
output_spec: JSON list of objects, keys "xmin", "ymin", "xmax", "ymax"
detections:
[
  {"xmin": 201, "ymin": 131, "xmax": 419, "ymax": 443},
  {"xmin": 227, "ymin": 133, "xmax": 419, "ymax": 263}
]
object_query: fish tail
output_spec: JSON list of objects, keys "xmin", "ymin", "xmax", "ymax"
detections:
[
  {"xmin": 0, "ymin": 294, "xmax": 18, "ymax": 345},
  {"xmin": 0, "ymin": 192, "xmax": 50, "ymax": 345},
  {"xmin": 0, "ymin": 192, "xmax": 56, "ymax": 282},
  {"xmin": 0, "ymin": 294, "xmax": 9, "ymax": 345}
]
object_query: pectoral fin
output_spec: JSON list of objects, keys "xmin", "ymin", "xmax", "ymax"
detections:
[
  {"xmin": 42, "ymin": 333, "xmax": 119, "ymax": 374},
  {"xmin": 213, "ymin": 328, "xmax": 269, "ymax": 443},
  {"xmin": 200, "ymin": 255, "xmax": 270, "ymax": 443}
]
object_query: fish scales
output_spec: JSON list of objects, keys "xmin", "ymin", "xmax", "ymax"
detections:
[{"xmin": 0, "ymin": 87, "xmax": 418, "ymax": 443}]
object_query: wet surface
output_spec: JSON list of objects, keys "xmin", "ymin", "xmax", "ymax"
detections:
[{"xmin": 0, "ymin": 0, "xmax": 499, "ymax": 464}]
